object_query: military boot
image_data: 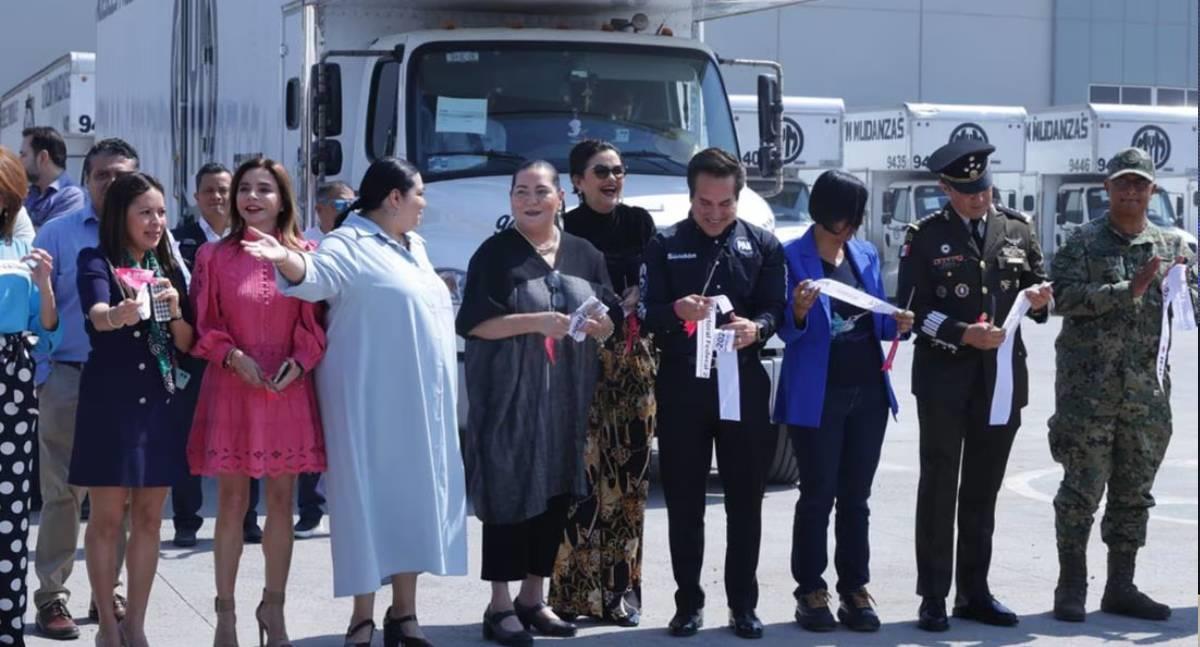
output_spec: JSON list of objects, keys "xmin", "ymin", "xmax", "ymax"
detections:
[
  {"xmin": 1052, "ymin": 550, "xmax": 1087, "ymax": 622},
  {"xmin": 1100, "ymin": 550, "xmax": 1171, "ymax": 620}
]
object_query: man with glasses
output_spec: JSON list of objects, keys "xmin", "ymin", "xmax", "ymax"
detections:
[
  {"xmin": 305, "ymin": 181, "xmax": 356, "ymax": 242},
  {"xmin": 639, "ymin": 148, "xmax": 785, "ymax": 640},
  {"xmin": 1048, "ymin": 147, "xmax": 1197, "ymax": 623},
  {"xmin": 897, "ymin": 140, "xmax": 1052, "ymax": 632}
]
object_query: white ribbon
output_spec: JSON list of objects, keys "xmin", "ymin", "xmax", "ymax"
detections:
[
  {"xmin": 1156, "ymin": 264, "xmax": 1197, "ymax": 390},
  {"xmin": 695, "ymin": 295, "xmax": 741, "ymax": 421},
  {"xmin": 988, "ymin": 282, "xmax": 1050, "ymax": 425},
  {"xmin": 811, "ymin": 278, "xmax": 899, "ymax": 315},
  {"xmin": 568, "ymin": 296, "xmax": 609, "ymax": 342}
]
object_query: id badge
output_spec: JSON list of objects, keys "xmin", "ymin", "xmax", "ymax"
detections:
[{"xmin": 174, "ymin": 367, "xmax": 192, "ymax": 390}]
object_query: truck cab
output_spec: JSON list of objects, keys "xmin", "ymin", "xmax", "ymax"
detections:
[{"xmin": 1054, "ymin": 181, "xmax": 1198, "ymax": 253}]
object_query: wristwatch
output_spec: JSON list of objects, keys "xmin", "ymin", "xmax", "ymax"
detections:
[{"xmin": 754, "ymin": 321, "xmax": 766, "ymax": 343}]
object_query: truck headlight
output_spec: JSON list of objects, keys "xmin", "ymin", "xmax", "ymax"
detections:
[{"xmin": 437, "ymin": 268, "xmax": 468, "ymax": 305}]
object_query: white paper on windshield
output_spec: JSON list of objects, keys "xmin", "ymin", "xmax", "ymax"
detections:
[
  {"xmin": 811, "ymin": 278, "xmax": 898, "ymax": 315},
  {"xmin": 435, "ymin": 97, "xmax": 487, "ymax": 135}
]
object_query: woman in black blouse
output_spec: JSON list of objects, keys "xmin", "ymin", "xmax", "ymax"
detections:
[
  {"xmin": 457, "ymin": 159, "xmax": 617, "ymax": 646},
  {"xmin": 548, "ymin": 140, "xmax": 658, "ymax": 627}
]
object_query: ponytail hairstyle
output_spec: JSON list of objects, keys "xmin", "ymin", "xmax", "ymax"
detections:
[{"xmin": 335, "ymin": 157, "xmax": 420, "ymax": 228}]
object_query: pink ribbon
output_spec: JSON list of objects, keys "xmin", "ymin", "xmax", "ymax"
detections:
[
  {"xmin": 544, "ymin": 337, "xmax": 557, "ymax": 365},
  {"xmin": 114, "ymin": 267, "xmax": 157, "ymax": 291}
]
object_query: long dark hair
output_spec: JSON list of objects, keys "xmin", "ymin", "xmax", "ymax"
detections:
[
  {"xmin": 335, "ymin": 157, "xmax": 420, "ymax": 228},
  {"xmin": 98, "ymin": 172, "xmax": 178, "ymax": 273},
  {"xmin": 227, "ymin": 157, "xmax": 304, "ymax": 250}
]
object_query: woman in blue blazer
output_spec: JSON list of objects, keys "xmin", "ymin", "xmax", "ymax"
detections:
[{"xmin": 775, "ymin": 170, "xmax": 913, "ymax": 633}]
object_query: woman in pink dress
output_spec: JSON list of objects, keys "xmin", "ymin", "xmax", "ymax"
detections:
[{"xmin": 187, "ymin": 158, "xmax": 326, "ymax": 647}]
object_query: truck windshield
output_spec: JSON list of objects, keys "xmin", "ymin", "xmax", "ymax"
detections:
[
  {"xmin": 407, "ymin": 41, "xmax": 737, "ymax": 181},
  {"xmin": 751, "ymin": 179, "xmax": 811, "ymax": 222},
  {"xmin": 914, "ymin": 185, "xmax": 948, "ymax": 219},
  {"xmin": 1085, "ymin": 188, "xmax": 1176, "ymax": 228}
]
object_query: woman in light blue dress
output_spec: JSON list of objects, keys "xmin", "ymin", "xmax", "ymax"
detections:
[{"xmin": 242, "ymin": 157, "xmax": 466, "ymax": 647}]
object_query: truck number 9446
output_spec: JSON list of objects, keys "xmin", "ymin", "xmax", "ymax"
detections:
[
  {"xmin": 1067, "ymin": 158, "xmax": 1091, "ymax": 173},
  {"xmin": 885, "ymin": 155, "xmax": 909, "ymax": 170}
]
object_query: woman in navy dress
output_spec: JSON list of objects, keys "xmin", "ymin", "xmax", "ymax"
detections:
[{"xmin": 68, "ymin": 173, "xmax": 195, "ymax": 647}]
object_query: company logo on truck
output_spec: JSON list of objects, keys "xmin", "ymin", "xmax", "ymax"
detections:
[
  {"xmin": 949, "ymin": 122, "xmax": 988, "ymax": 144},
  {"xmin": 844, "ymin": 116, "xmax": 904, "ymax": 142},
  {"xmin": 781, "ymin": 117, "xmax": 804, "ymax": 164},
  {"xmin": 1027, "ymin": 116, "xmax": 1089, "ymax": 142},
  {"xmin": 1130, "ymin": 125, "xmax": 1171, "ymax": 170},
  {"xmin": 42, "ymin": 72, "xmax": 71, "ymax": 109}
]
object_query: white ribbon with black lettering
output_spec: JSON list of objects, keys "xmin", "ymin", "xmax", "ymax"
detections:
[
  {"xmin": 696, "ymin": 295, "xmax": 740, "ymax": 421},
  {"xmin": 567, "ymin": 296, "xmax": 609, "ymax": 342},
  {"xmin": 988, "ymin": 282, "xmax": 1051, "ymax": 426},
  {"xmin": 1156, "ymin": 263, "xmax": 1197, "ymax": 390},
  {"xmin": 810, "ymin": 278, "xmax": 900, "ymax": 316}
]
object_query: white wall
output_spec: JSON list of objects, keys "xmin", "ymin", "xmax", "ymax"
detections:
[{"xmin": 704, "ymin": 0, "xmax": 1056, "ymax": 109}]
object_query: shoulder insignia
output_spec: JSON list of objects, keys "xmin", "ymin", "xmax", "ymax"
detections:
[{"xmin": 997, "ymin": 205, "xmax": 1031, "ymax": 223}]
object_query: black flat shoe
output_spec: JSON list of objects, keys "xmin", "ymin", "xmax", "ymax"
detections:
[
  {"xmin": 483, "ymin": 608, "xmax": 533, "ymax": 647},
  {"xmin": 514, "ymin": 600, "xmax": 577, "ymax": 637},
  {"xmin": 344, "ymin": 618, "xmax": 375, "ymax": 647},
  {"xmin": 668, "ymin": 609, "xmax": 703, "ymax": 637},
  {"xmin": 384, "ymin": 607, "xmax": 432, "ymax": 647},
  {"xmin": 917, "ymin": 597, "xmax": 949, "ymax": 632},
  {"xmin": 953, "ymin": 595, "xmax": 1019, "ymax": 627},
  {"xmin": 728, "ymin": 610, "xmax": 763, "ymax": 639}
]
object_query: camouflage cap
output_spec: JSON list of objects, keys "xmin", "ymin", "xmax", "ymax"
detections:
[{"xmin": 1106, "ymin": 147, "xmax": 1155, "ymax": 182}]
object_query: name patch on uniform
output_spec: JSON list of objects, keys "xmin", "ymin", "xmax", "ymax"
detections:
[
  {"xmin": 734, "ymin": 237, "xmax": 754, "ymax": 256},
  {"xmin": 667, "ymin": 253, "xmax": 698, "ymax": 261},
  {"xmin": 932, "ymin": 254, "xmax": 964, "ymax": 268},
  {"xmin": 955, "ymin": 283, "xmax": 970, "ymax": 298}
]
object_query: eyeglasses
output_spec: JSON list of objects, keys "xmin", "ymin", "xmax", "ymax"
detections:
[
  {"xmin": 319, "ymin": 198, "xmax": 353, "ymax": 212},
  {"xmin": 512, "ymin": 188, "xmax": 557, "ymax": 203},
  {"xmin": 544, "ymin": 270, "xmax": 565, "ymax": 312},
  {"xmin": 1110, "ymin": 176, "xmax": 1152, "ymax": 192},
  {"xmin": 821, "ymin": 221, "xmax": 859, "ymax": 237},
  {"xmin": 591, "ymin": 164, "xmax": 626, "ymax": 180}
]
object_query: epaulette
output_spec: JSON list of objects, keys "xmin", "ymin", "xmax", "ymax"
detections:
[
  {"xmin": 908, "ymin": 212, "xmax": 942, "ymax": 232},
  {"xmin": 996, "ymin": 205, "xmax": 1032, "ymax": 223}
]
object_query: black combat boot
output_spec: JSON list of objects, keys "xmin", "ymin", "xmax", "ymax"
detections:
[
  {"xmin": 1100, "ymin": 550, "xmax": 1171, "ymax": 621},
  {"xmin": 1052, "ymin": 550, "xmax": 1087, "ymax": 622}
]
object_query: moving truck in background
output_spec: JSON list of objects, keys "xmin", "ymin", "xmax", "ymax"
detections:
[
  {"xmin": 1025, "ymin": 103, "xmax": 1198, "ymax": 257},
  {"xmin": 0, "ymin": 52, "xmax": 96, "ymax": 182},
  {"xmin": 731, "ymin": 94, "xmax": 844, "ymax": 243},
  {"xmin": 842, "ymin": 102, "xmax": 1028, "ymax": 297}
]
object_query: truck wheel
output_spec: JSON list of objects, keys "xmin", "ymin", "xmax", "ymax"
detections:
[{"xmin": 765, "ymin": 424, "xmax": 799, "ymax": 485}]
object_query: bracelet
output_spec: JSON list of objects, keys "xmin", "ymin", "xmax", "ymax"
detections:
[
  {"xmin": 223, "ymin": 348, "xmax": 240, "ymax": 368},
  {"xmin": 104, "ymin": 309, "xmax": 120, "ymax": 329}
]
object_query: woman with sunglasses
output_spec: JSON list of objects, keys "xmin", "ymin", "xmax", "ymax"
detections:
[
  {"xmin": 776, "ymin": 170, "xmax": 913, "ymax": 634},
  {"xmin": 547, "ymin": 140, "xmax": 657, "ymax": 627},
  {"xmin": 457, "ymin": 159, "xmax": 617, "ymax": 646}
]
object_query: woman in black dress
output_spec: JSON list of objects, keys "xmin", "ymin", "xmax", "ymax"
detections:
[
  {"xmin": 548, "ymin": 140, "xmax": 658, "ymax": 626},
  {"xmin": 68, "ymin": 173, "xmax": 195, "ymax": 647},
  {"xmin": 457, "ymin": 160, "xmax": 617, "ymax": 646}
]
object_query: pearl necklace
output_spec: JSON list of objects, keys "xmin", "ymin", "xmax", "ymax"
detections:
[{"xmin": 516, "ymin": 225, "xmax": 560, "ymax": 255}]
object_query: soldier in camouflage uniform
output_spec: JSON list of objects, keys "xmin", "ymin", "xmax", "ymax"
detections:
[{"xmin": 1048, "ymin": 147, "xmax": 1199, "ymax": 623}]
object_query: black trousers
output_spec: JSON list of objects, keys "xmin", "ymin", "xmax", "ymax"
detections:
[
  {"xmin": 914, "ymin": 382, "xmax": 1019, "ymax": 601},
  {"xmin": 656, "ymin": 358, "xmax": 773, "ymax": 614},
  {"xmin": 172, "ymin": 476, "xmax": 260, "ymax": 532},
  {"xmin": 297, "ymin": 472, "xmax": 325, "ymax": 521},
  {"xmin": 481, "ymin": 496, "xmax": 570, "ymax": 582}
]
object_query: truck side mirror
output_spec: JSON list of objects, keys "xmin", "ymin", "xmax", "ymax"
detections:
[
  {"xmin": 1193, "ymin": 190, "xmax": 1199, "ymax": 207},
  {"xmin": 1055, "ymin": 192, "xmax": 1068, "ymax": 220},
  {"xmin": 756, "ymin": 73, "xmax": 782, "ymax": 177},
  {"xmin": 1023, "ymin": 195, "xmax": 1035, "ymax": 212},
  {"xmin": 881, "ymin": 190, "xmax": 896, "ymax": 224},
  {"xmin": 1175, "ymin": 196, "xmax": 1184, "ymax": 220},
  {"xmin": 1056, "ymin": 213, "xmax": 1067, "ymax": 226},
  {"xmin": 311, "ymin": 139, "xmax": 343, "ymax": 176},
  {"xmin": 310, "ymin": 63, "xmax": 343, "ymax": 137},
  {"xmin": 285, "ymin": 78, "xmax": 300, "ymax": 130}
]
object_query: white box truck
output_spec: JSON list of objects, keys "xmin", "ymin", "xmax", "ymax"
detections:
[
  {"xmin": 1025, "ymin": 103, "xmax": 1198, "ymax": 256},
  {"xmin": 843, "ymin": 102, "xmax": 1029, "ymax": 297},
  {"xmin": 731, "ymin": 94, "xmax": 843, "ymax": 243},
  {"xmin": 96, "ymin": 0, "xmax": 803, "ymax": 481},
  {"xmin": 0, "ymin": 52, "xmax": 97, "ymax": 182}
]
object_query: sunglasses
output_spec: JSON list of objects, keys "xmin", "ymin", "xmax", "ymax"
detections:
[
  {"xmin": 591, "ymin": 164, "xmax": 626, "ymax": 180},
  {"xmin": 319, "ymin": 198, "xmax": 353, "ymax": 212},
  {"xmin": 545, "ymin": 270, "xmax": 566, "ymax": 312}
]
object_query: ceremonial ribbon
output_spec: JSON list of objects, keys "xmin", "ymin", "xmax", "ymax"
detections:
[
  {"xmin": 988, "ymin": 282, "xmax": 1051, "ymax": 426},
  {"xmin": 1156, "ymin": 263, "xmax": 1197, "ymax": 390},
  {"xmin": 695, "ymin": 295, "xmax": 741, "ymax": 421}
]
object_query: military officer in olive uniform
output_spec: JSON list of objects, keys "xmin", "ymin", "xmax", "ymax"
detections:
[
  {"xmin": 897, "ymin": 141, "xmax": 1054, "ymax": 632},
  {"xmin": 1048, "ymin": 147, "xmax": 1197, "ymax": 623}
]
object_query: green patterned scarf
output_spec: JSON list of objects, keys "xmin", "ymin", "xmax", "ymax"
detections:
[{"xmin": 121, "ymin": 250, "xmax": 176, "ymax": 394}]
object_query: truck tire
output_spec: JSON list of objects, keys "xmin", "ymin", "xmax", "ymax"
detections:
[{"xmin": 765, "ymin": 424, "xmax": 799, "ymax": 485}]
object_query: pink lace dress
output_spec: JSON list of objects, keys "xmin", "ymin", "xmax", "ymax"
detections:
[{"xmin": 186, "ymin": 239, "xmax": 327, "ymax": 477}]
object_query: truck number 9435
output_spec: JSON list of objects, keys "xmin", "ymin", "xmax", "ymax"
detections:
[
  {"xmin": 885, "ymin": 155, "xmax": 909, "ymax": 170},
  {"xmin": 1067, "ymin": 158, "xmax": 1091, "ymax": 173}
]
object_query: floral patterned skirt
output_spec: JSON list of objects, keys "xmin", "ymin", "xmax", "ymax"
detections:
[{"xmin": 549, "ymin": 329, "xmax": 657, "ymax": 622}]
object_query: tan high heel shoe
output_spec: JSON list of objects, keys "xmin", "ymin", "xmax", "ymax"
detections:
[
  {"xmin": 254, "ymin": 589, "xmax": 292, "ymax": 647},
  {"xmin": 214, "ymin": 597, "xmax": 240, "ymax": 647}
]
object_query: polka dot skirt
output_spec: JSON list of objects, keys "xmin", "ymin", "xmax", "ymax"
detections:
[{"xmin": 0, "ymin": 334, "xmax": 35, "ymax": 646}]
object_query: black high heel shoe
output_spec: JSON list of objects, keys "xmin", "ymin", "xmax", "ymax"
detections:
[
  {"xmin": 344, "ymin": 618, "xmax": 375, "ymax": 647},
  {"xmin": 482, "ymin": 608, "xmax": 533, "ymax": 647},
  {"xmin": 514, "ymin": 600, "xmax": 577, "ymax": 637},
  {"xmin": 383, "ymin": 608, "xmax": 432, "ymax": 647}
]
